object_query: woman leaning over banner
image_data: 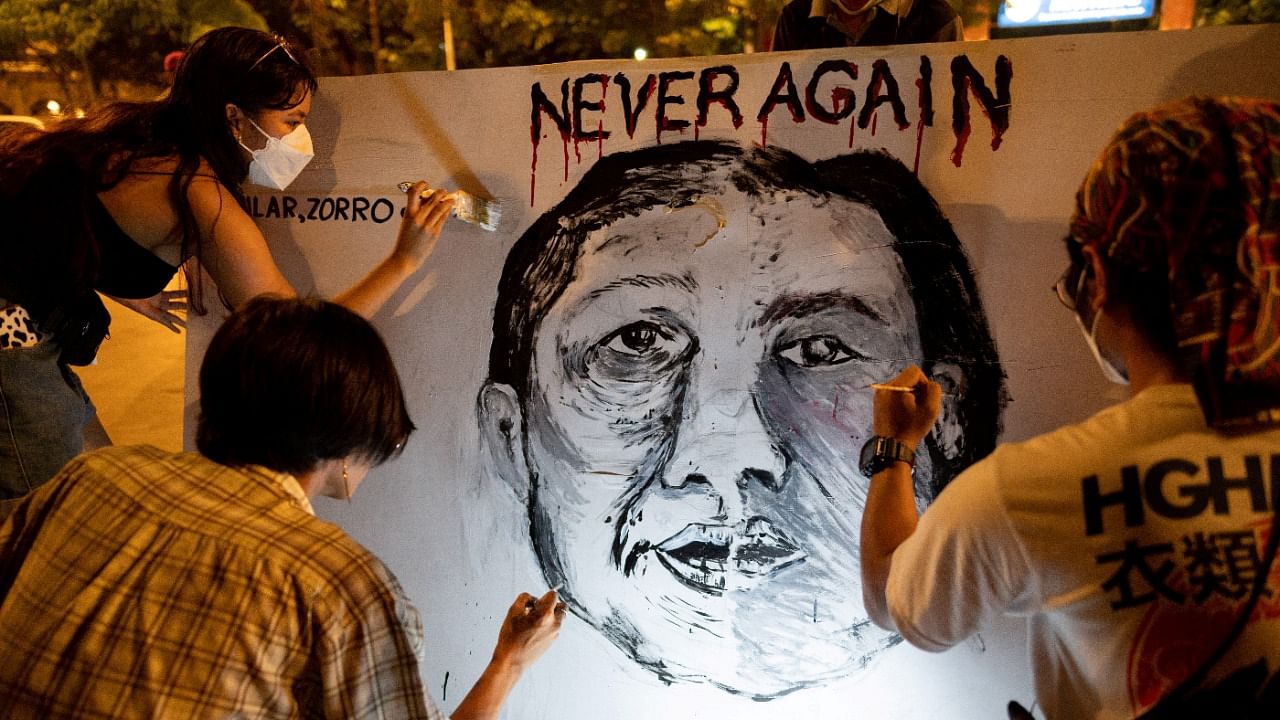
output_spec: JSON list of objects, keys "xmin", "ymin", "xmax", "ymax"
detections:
[{"xmin": 0, "ymin": 26, "xmax": 454, "ymax": 499}]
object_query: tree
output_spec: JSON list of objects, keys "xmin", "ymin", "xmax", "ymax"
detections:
[
  {"xmin": 0, "ymin": 0, "xmax": 267, "ymax": 102},
  {"xmin": 432, "ymin": 0, "xmax": 790, "ymax": 69},
  {"xmin": 3, "ymin": 0, "xmax": 1276, "ymax": 102},
  {"xmin": 1197, "ymin": 0, "xmax": 1280, "ymax": 24}
]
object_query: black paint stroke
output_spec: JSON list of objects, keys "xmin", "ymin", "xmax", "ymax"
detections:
[{"xmin": 483, "ymin": 140, "xmax": 1007, "ymax": 699}]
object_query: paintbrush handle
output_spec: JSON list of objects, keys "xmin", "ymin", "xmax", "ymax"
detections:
[
  {"xmin": 868, "ymin": 383, "xmax": 915, "ymax": 393},
  {"xmin": 867, "ymin": 383, "xmax": 954, "ymax": 396}
]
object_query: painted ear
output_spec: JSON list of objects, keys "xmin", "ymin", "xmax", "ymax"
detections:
[
  {"xmin": 927, "ymin": 361, "xmax": 966, "ymax": 464},
  {"xmin": 478, "ymin": 382, "xmax": 530, "ymax": 504}
]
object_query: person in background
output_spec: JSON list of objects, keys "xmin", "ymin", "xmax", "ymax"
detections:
[
  {"xmin": 771, "ymin": 0, "xmax": 964, "ymax": 51},
  {"xmin": 162, "ymin": 49, "xmax": 185, "ymax": 85},
  {"xmin": 0, "ymin": 296, "xmax": 564, "ymax": 719},
  {"xmin": 0, "ymin": 26, "xmax": 456, "ymax": 498},
  {"xmin": 860, "ymin": 96, "xmax": 1280, "ymax": 719}
]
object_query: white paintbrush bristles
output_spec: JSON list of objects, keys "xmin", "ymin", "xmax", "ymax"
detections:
[
  {"xmin": 450, "ymin": 189, "xmax": 502, "ymax": 232},
  {"xmin": 397, "ymin": 182, "xmax": 502, "ymax": 232}
]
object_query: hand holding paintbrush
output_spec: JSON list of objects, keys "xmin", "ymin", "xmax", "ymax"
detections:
[
  {"xmin": 871, "ymin": 366, "xmax": 943, "ymax": 448},
  {"xmin": 398, "ymin": 181, "xmax": 503, "ymax": 232},
  {"xmin": 388, "ymin": 180, "xmax": 457, "ymax": 270}
]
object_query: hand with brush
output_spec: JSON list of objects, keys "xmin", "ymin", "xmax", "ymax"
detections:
[{"xmin": 393, "ymin": 180, "xmax": 456, "ymax": 268}]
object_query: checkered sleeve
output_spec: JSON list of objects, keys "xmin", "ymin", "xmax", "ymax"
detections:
[
  {"xmin": 314, "ymin": 551, "xmax": 445, "ymax": 720},
  {"xmin": 0, "ymin": 466, "xmax": 77, "ymax": 599}
]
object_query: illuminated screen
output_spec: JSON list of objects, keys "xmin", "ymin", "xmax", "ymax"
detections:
[{"xmin": 996, "ymin": 0, "xmax": 1156, "ymax": 27}]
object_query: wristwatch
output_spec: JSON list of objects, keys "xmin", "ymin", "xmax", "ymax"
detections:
[{"xmin": 859, "ymin": 435, "xmax": 916, "ymax": 477}]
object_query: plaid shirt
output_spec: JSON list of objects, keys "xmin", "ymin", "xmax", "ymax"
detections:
[{"xmin": 0, "ymin": 446, "xmax": 446, "ymax": 720}]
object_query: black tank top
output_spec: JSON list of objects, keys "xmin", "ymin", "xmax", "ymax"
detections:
[{"xmin": 91, "ymin": 197, "xmax": 180, "ymax": 299}]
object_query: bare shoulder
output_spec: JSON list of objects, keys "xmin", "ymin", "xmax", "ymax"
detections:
[
  {"xmin": 100, "ymin": 154, "xmax": 243, "ymax": 247},
  {"xmin": 107, "ymin": 154, "xmax": 222, "ymax": 198}
]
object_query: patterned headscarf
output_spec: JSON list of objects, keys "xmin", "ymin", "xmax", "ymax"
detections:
[{"xmin": 1069, "ymin": 97, "xmax": 1280, "ymax": 429}]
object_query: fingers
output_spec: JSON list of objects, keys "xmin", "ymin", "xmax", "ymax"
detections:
[
  {"xmin": 161, "ymin": 291, "xmax": 188, "ymax": 311},
  {"xmin": 507, "ymin": 592, "xmax": 536, "ymax": 620},
  {"xmin": 421, "ymin": 193, "xmax": 455, "ymax": 234},
  {"xmin": 883, "ymin": 366, "xmax": 939, "ymax": 404},
  {"xmin": 403, "ymin": 181, "xmax": 454, "ymax": 225},
  {"xmin": 403, "ymin": 180, "xmax": 432, "ymax": 214},
  {"xmin": 888, "ymin": 365, "xmax": 926, "ymax": 391},
  {"xmin": 534, "ymin": 590, "xmax": 568, "ymax": 622},
  {"xmin": 872, "ymin": 365, "xmax": 943, "ymax": 443},
  {"xmin": 508, "ymin": 590, "xmax": 567, "ymax": 626},
  {"xmin": 150, "ymin": 291, "xmax": 188, "ymax": 333},
  {"xmin": 161, "ymin": 314, "xmax": 186, "ymax": 333}
]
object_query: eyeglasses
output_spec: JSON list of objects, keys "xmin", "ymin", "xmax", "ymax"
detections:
[
  {"xmin": 247, "ymin": 37, "xmax": 299, "ymax": 73},
  {"xmin": 1052, "ymin": 262, "xmax": 1088, "ymax": 311}
]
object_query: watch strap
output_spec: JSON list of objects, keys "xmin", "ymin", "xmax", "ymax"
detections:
[{"xmin": 860, "ymin": 435, "xmax": 916, "ymax": 476}]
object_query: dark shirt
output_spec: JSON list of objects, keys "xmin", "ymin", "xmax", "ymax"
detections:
[
  {"xmin": 91, "ymin": 196, "xmax": 179, "ymax": 299},
  {"xmin": 772, "ymin": 0, "xmax": 964, "ymax": 50}
]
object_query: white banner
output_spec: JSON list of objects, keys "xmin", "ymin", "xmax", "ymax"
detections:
[{"xmin": 187, "ymin": 24, "xmax": 1280, "ymax": 719}]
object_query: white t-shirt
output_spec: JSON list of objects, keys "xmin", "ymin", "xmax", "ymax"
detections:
[{"xmin": 887, "ymin": 384, "xmax": 1280, "ymax": 720}]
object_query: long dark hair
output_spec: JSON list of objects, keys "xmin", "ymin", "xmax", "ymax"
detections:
[{"xmin": 0, "ymin": 27, "xmax": 316, "ymax": 318}]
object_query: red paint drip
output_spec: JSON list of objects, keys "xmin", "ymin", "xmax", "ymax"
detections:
[
  {"xmin": 952, "ymin": 120, "xmax": 971, "ymax": 168},
  {"xmin": 914, "ymin": 118, "xmax": 925, "ymax": 175},
  {"xmin": 871, "ymin": 111, "xmax": 878, "ymax": 136},
  {"xmin": 760, "ymin": 116, "xmax": 769, "ymax": 147},
  {"xmin": 694, "ymin": 121, "xmax": 700, "ymax": 141},
  {"xmin": 598, "ymin": 120, "xmax": 605, "ymax": 160},
  {"xmin": 562, "ymin": 134, "xmax": 570, "ymax": 182}
]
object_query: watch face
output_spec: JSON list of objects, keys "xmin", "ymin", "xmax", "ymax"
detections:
[
  {"xmin": 859, "ymin": 436, "xmax": 912, "ymax": 476},
  {"xmin": 858, "ymin": 436, "xmax": 884, "ymax": 476}
]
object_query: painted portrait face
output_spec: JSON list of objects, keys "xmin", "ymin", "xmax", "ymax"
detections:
[{"xmin": 486, "ymin": 184, "xmax": 940, "ymax": 697}]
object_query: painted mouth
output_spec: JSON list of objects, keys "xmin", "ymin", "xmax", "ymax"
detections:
[{"xmin": 654, "ymin": 516, "xmax": 806, "ymax": 595}]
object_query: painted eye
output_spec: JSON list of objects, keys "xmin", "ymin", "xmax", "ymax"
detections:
[
  {"xmin": 586, "ymin": 320, "xmax": 693, "ymax": 381},
  {"xmin": 602, "ymin": 322, "xmax": 674, "ymax": 357},
  {"xmin": 615, "ymin": 325, "xmax": 658, "ymax": 355},
  {"xmin": 776, "ymin": 335, "xmax": 858, "ymax": 367}
]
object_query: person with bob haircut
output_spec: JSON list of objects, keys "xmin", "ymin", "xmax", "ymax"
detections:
[
  {"xmin": 0, "ymin": 296, "xmax": 564, "ymax": 719},
  {"xmin": 861, "ymin": 97, "xmax": 1280, "ymax": 719},
  {"xmin": 0, "ymin": 26, "xmax": 457, "ymax": 498}
]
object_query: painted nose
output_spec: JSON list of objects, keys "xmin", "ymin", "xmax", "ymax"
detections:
[{"xmin": 660, "ymin": 387, "xmax": 788, "ymax": 520}]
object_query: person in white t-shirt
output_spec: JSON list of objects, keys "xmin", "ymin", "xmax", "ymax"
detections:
[{"xmin": 859, "ymin": 96, "xmax": 1280, "ymax": 720}]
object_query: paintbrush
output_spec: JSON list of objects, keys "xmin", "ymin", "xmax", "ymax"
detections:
[
  {"xmin": 867, "ymin": 383, "xmax": 954, "ymax": 397},
  {"xmin": 397, "ymin": 181, "xmax": 503, "ymax": 232}
]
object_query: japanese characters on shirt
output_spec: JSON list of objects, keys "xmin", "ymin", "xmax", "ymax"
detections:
[{"xmin": 1083, "ymin": 453, "xmax": 1277, "ymax": 611}]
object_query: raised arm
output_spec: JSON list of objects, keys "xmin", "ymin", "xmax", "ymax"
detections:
[
  {"xmin": 451, "ymin": 591, "xmax": 565, "ymax": 720},
  {"xmin": 191, "ymin": 176, "xmax": 453, "ymax": 319},
  {"xmin": 332, "ymin": 181, "xmax": 454, "ymax": 318},
  {"xmin": 860, "ymin": 365, "xmax": 941, "ymax": 630}
]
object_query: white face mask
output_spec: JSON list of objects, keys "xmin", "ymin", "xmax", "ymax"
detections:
[
  {"xmin": 1075, "ymin": 308, "xmax": 1129, "ymax": 385},
  {"xmin": 238, "ymin": 116, "xmax": 313, "ymax": 190}
]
